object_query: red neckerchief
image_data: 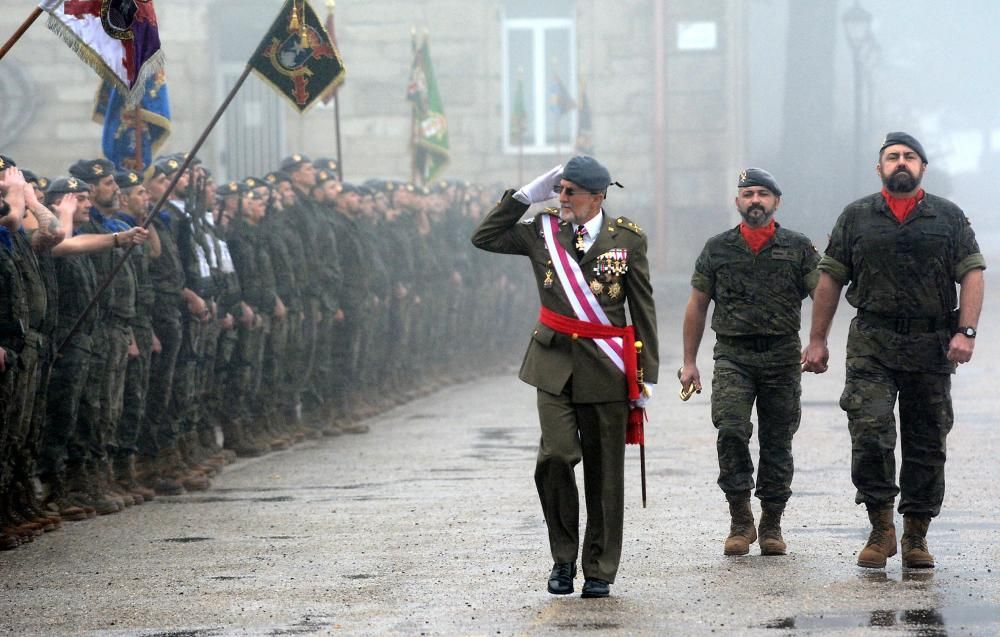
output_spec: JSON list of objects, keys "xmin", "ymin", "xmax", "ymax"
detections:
[
  {"xmin": 739, "ymin": 219, "xmax": 776, "ymax": 254},
  {"xmin": 881, "ymin": 187, "xmax": 925, "ymax": 223}
]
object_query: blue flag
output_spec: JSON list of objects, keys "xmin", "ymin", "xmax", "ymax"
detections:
[{"xmin": 93, "ymin": 70, "xmax": 172, "ymax": 171}]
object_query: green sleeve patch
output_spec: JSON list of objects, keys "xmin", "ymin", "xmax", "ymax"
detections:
[
  {"xmin": 817, "ymin": 255, "xmax": 850, "ymax": 285},
  {"xmin": 954, "ymin": 253, "xmax": 987, "ymax": 282}
]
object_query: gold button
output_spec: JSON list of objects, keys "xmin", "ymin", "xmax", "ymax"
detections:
[
  {"xmin": 533, "ymin": 330, "xmax": 539, "ymax": 335},
  {"xmin": 572, "ymin": 333, "xmax": 579, "ymax": 340}
]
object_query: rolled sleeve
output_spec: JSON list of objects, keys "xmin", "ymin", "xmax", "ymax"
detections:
[
  {"xmin": 954, "ymin": 253, "xmax": 987, "ymax": 282},
  {"xmin": 817, "ymin": 255, "xmax": 850, "ymax": 285}
]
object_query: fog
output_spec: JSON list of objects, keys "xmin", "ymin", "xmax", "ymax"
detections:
[{"xmin": 744, "ymin": 0, "xmax": 999, "ymax": 254}]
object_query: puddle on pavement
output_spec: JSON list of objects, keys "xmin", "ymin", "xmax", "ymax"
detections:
[
  {"xmin": 762, "ymin": 606, "xmax": 995, "ymax": 631},
  {"xmin": 209, "ymin": 575, "xmax": 252, "ymax": 580},
  {"xmin": 267, "ymin": 617, "xmax": 336, "ymax": 636},
  {"xmin": 478, "ymin": 427, "xmax": 517, "ymax": 441},
  {"xmin": 160, "ymin": 537, "xmax": 213, "ymax": 543},
  {"xmin": 145, "ymin": 630, "xmax": 223, "ymax": 637},
  {"xmin": 343, "ymin": 573, "xmax": 376, "ymax": 579},
  {"xmin": 173, "ymin": 495, "xmax": 296, "ymax": 503},
  {"xmin": 555, "ymin": 622, "xmax": 622, "ymax": 630},
  {"xmin": 407, "ymin": 413, "xmax": 439, "ymax": 420}
]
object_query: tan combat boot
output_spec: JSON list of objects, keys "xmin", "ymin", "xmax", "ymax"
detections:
[
  {"xmin": 724, "ymin": 497, "xmax": 757, "ymax": 556},
  {"xmin": 758, "ymin": 502, "xmax": 787, "ymax": 556},
  {"xmin": 857, "ymin": 503, "xmax": 897, "ymax": 568},
  {"xmin": 901, "ymin": 515, "xmax": 935, "ymax": 568}
]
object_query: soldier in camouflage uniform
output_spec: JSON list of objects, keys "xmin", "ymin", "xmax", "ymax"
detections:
[
  {"xmin": 681, "ymin": 168, "xmax": 819, "ymax": 557},
  {"xmin": 802, "ymin": 132, "xmax": 986, "ymax": 569}
]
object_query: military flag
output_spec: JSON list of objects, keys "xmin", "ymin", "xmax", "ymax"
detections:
[
  {"xmin": 93, "ymin": 71, "xmax": 171, "ymax": 171},
  {"xmin": 575, "ymin": 80, "xmax": 593, "ymax": 155},
  {"xmin": 407, "ymin": 31, "xmax": 449, "ymax": 184},
  {"xmin": 249, "ymin": 0, "xmax": 346, "ymax": 113},
  {"xmin": 39, "ymin": 0, "xmax": 163, "ymax": 107}
]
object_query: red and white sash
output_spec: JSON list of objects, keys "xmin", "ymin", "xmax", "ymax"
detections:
[{"xmin": 541, "ymin": 214, "xmax": 626, "ymax": 375}]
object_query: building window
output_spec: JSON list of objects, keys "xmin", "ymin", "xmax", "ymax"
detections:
[{"xmin": 502, "ymin": 2, "xmax": 576, "ymax": 154}]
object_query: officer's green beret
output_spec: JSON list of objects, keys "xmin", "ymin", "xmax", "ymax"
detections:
[{"xmin": 737, "ymin": 168, "xmax": 782, "ymax": 196}]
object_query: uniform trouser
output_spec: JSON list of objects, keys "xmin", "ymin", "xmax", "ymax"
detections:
[
  {"xmin": 1, "ymin": 336, "xmax": 40, "ymax": 492},
  {"xmin": 172, "ymin": 316, "xmax": 205, "ymax": 437},
  {"xmin": 77, "ymin": 328, "xmax": 109, "ymax": 463},
  {"xmin": 330, "ymin": 308, "xmax": 363, "ymax": 413},
  {"xmin": 211, "ymin": 327, "xmax": 238, "ymax": 423},
  {"xmin": 197, "ymin": 319, "xmax": 222, "ymax": 438},
  {"xmin": 712, "ymin": 358, "xmax": 802, "ymax": 505},
  {"xmin": 841, "ymin": 356, "xmax": 954, "ymax": 517},
  {"xmin": 262, "ymin": 315, "xmax": 289, "ymax": 421},
  {"xmin": 535, "ymin": 384, "xmax": 628, "ymax": 583},
  {"xmin": 38, "ymin": 338, "xmax": 92, "ymax": 477},
  {"xmin": 141, "ymin": 306, "xmax": 182, "ymax": 456},
  {"xmin": 101, "ymin": 320, "xmax": 133, "ymax": 457},
  {"xmin": 116, "ymin": 324, "xmax": 153, "ymax": 458}
]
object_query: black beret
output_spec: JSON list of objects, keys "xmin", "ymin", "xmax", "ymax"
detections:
[
  {"xmin": 21, "ymin": 169, "xmax": 39, "ymax": 184},
  {"xmin": 737, "ymin": 168, "xmax": 782, "ymax": 196},
  {"xmin": 315, "ymin": 169, "xmax": 337, "ymax": 184},
  {"xmin": 339, "ymin": 183, "xmax": 360, "ymax": 195},
  {"xmin": 114, "ymin": 170, "xmax": 143, "ymax": 189},
  {"xmin": 313, "ymin": 157, "xmax": 339, "ymax": 173},
  {"xmin": 68, "ymin": 158, "xmax": 116, "ymax": 184},
  {"xmin": 562, "ymin": 155, "xmax": 617, "ymax": 192},
  {"xmin": 265, "ymin": 171, "xmax": 290, "ymax": 185},
  {"xmin": 879, "ymin": 131, "xmax": 928, "ymax": 164},
  {"xmin": 280, "ymin": 154, "xmax": 312, "ymax": 172},
  {"xmin": 221, "ymin": 181, "xmax": 249, "ymax": 196},
  {"xmin": 152, "ymin": 156, "xmax": 182, "ymax": 177},
  {"xmin": 243, "ymin": 176, "xmax": 267, "ymax": 190},
  {"xmin": 0, "ymin": 154, "xmax": 16, "ymax": 169},
  {"xmin": 46, "ymin": 176, "xmax": 92, "ymax": 195}
]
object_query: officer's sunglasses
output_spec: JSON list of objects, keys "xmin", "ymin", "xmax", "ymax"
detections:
[{"xmin": 553, "ymin": 185, "xmax": 599, "ymax": 197}]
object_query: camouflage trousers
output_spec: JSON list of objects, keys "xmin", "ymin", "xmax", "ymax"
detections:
[
  {"xmin": 140, "ymin": 306, "xmax": 182, "ymax": 456},
  {"xmin": 841, "ymin": 355, "xmax": 953, "ymax": 517},
  {"xmin": 116, "ymin": 324, "xmax": 153, "ymax": 458},
  {"xmin": 712, "ymin": 358, "xmax": 801, "ymax": 504}
]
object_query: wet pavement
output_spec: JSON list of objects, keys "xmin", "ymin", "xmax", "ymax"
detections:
[{"xmin": 2, "ymin": 278, "xmax": 999, "ymax": 636}]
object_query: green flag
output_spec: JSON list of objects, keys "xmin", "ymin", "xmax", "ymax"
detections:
[
  {"xmin": 250, "ymin": 0, "xmax": 346, "ymax": 113},
  {"xmin": 407, "ymin": 32, "xmax": 449, "ymax": 184}
]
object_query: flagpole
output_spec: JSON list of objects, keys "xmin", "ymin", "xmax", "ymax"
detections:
[
  {"xmin": 0, "ymin": 7, "xmax": 42, "ymax": 61},
  {"xmin": 133, "ymin": 106, "xmax": 143, "ymax": 170},
  {"xmin": 57, "ymin": 64, "xmax": 255, "ymax": 355},
  {"xmin": 334, "ymin": 93, "xmax": 344, "ymax": 181}
]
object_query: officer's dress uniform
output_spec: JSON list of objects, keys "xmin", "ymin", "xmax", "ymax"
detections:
[{"xmin": 472, "ymin": 190, "xmax": 658, "ymax": 584}]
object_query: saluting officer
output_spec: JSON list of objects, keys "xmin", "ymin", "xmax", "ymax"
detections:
[{"xmin": 471, "ymin": 156, "xmax": 658, "ymax": 599}]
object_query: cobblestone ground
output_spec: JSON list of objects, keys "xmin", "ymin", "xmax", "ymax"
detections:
[{"xmin": 2, "ymin": 279, "xmax": 999, "ymax": 636}]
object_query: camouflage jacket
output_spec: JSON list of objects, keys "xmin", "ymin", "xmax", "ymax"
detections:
[
  {"xmin": 819, "ymin": 192, "xmax": 986, "ymax": 372},
  {"xmin": 692, "ymin": 223, "xmax": 819, "ymax": 364}
]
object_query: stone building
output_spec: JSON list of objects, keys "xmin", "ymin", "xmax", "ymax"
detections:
[{"xmin": 1, "ymin": 0, "xmax": 751, "ymax": 271}]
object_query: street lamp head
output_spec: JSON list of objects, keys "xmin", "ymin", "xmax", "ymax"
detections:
[{"xmin": 843, "ymin": 2, "xmax": 873, "ymax": 50}]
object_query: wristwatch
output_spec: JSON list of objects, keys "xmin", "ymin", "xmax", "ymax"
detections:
[{"xmin": 956, "ymin": 326, "xmax": 977, "ymax": 338}]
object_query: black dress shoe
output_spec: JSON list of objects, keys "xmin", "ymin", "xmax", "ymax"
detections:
[
  {"xmin": 581, "ymin": 578, "xmax": 610, "ymax": 598},
  {"xmin": 547, "ymin": 562, "xmax": 576, "ymax": 595}
]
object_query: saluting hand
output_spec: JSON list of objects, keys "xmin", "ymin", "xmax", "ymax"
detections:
[{"xmin": 516, "ymin": 164, "xmax": 563, "ymax": 205}]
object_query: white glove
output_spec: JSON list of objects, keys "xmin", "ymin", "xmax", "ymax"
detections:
[
  {"xmin": 514, "ymin": 164, "xmax": 562, "ymax": 205},
  {"xmin": 630, "ymin": 384, "xmax": 654, "ymax": 409}
]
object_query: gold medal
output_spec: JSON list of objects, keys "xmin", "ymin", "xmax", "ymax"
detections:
[
  {"xmin": 608, "ymin": 282, "xmax": 622, "ymax": 300},
  {"xmin": 590, "ymin": 279, "xmax": 604, "ymax": 295},
  {"xmin": 543, "ymin": 270, "xmax": 554, "ymax": 288}
]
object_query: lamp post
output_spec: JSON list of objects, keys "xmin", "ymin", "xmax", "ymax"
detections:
[{"xmin": 843, "ymin": 1, "xmax": 873, "ymax": 194}]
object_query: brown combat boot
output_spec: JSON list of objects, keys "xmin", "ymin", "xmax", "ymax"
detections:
[
  {"xmin": 857, "ymin": 503, "xmax": 897, "ymax": 568},
  {"xmin": 901, "ymin": 515, "xmax": 935, "ymax": 568},
  {"xmin": 724, "ymin": 496, "xmax": 757, "ymax": 556},
  {"xmin": 758, "ymin": 502, "xmax": 787, "ymax": 556},
  {"xmin": 115, "ymin": 454, "xmax": 156, "ymax": 503}
]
